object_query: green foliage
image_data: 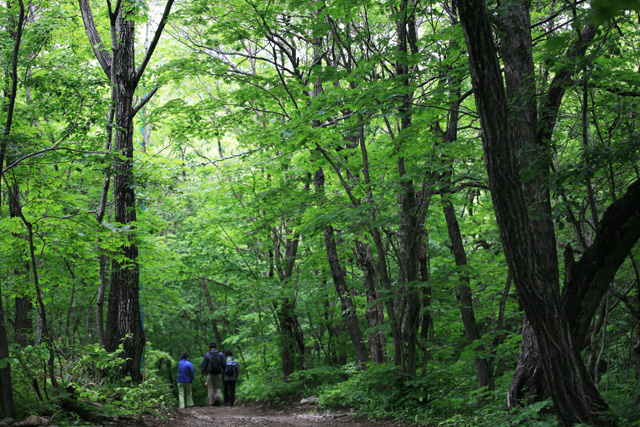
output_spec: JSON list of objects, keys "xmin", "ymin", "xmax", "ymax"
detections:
[
  {"xmin": 320, "ymin": 363, "xmax": 407, "ymax": 415},
  {"xmin": 4, "ymin": 343, "xmax": 173, "ymax": 424},
  {"xmin": 240, "ymin": 365, "xmax": 343, "ymax": 405},
  {"xmin": 591, "ymin": 0, "xmax": 640, "ymax": 23},
  {"xmin": 434, "ymin": 400, "xmax": 558, "ymax": 427},
  {"xmin": 1, "ymin": 0, "xmax": 639, "ymax": 426}
]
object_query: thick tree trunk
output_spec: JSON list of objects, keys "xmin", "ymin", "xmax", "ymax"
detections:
[
  {"xmin": 79, "ymin": 0, "xmax": 174, "ymax": 380},
  {"xmin": 323, "ymin": 226, "xmax": 370, "ymax": 367},
  {"xmin": 496, "ymin": 1, "xmax": 637, "ymax": 411},
  {"xmin": 510, "ymin": 179, "xmax": 640, "ymax": 406},
  {"xmin": 457, "ymin": 1, "xmax": 611, "ymax": 425},
  {"xmin": 562, "ymin": 180, "xmax": 640, "ymax": 344},
  {"xmin": 507, "ymin": 315, "xmax": 547, "ymax": 407},
  {"xmin": 104, "ymin": 15, "xmax": 145, "ymax": 378}
]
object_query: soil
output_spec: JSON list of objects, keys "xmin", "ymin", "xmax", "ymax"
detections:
[{"xmin": 115, "ymin": 404, "xmax": 410, "ymax": 427}]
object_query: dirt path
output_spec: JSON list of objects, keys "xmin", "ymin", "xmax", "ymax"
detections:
[{"xmin": 119, "ymin": 404, "xmax": 409, "ymax": 427}]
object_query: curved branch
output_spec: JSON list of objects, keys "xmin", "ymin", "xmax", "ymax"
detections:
[
  {"xmin": 563, "ymin": 179, "xmax": 640, "ymax": 345},
  {"xmin": 78, "ymin": 0, "xmax": 112, "ymax": 78}
]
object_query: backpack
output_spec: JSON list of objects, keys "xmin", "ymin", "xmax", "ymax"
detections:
[
  {"xmin": 206, "ymin": 351, "xmax": 222, "ymax": 375},
  {"xmin": 225, "ymin": 358, "xmax": 237, "ymax": 377}
]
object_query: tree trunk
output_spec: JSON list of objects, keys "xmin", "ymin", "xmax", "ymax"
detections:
[
  {"xmin": 393, "ymin": 0, "xmax": 426, "ymax": 375},
  {"xmin": 272, "ymin": 228, "xmax": 304, "ymax": 378},
  {"xmin": 277, "ymin": 298, "xmax": 296, "ymax": 378},
  {"xmin": 9, "ymin": 186, "xmax": 33, "ymax": 348},
  {"xmin": 201, "ymin": 276, "xmax": 223, "ymax": 345},
  {"xmin": 494, "ymin": 1, "xmax": 640, "ymax": 411},
  {"xmin": 443, "ymin": 201, "xmax": 493, "ymax": 390},
  {"xmin": 457, "ymin": 1, "xmax": 611, "ymax": 425},
  {"xmin": 105, "ymin": 23, "xmax": 145, "ymax": 377},
  {"xmin": 96, "ymin": 253, "xmax": 107, "ymax": 348},
  {"xmin": 0, "ymin": 0, "xmax": 25, "ymax": 416},
  {"xmin": 439, "ymin": 68, "xmax": 491, "ymax": 390},
  {"xmin": 15, "ymin": 296, "xmax": 32, "ymax": 347},
  {"xmin": 396, "ymin": 155, "xmax": 424, "ymax": 375},
  {"xmin": 418, "ymin": 241, "xmax": 433, "ymax": 374},
  {"xmin": 324, "ymin": 225, "xmax": 370, "ymax": 367},
  {"xmin": 0, "ymin": 282, "xmax": 15, "ymax": 419},
  {"xmin": 507, "ymin": 315, "xmax": 547, "ymax": 407},
  {"xmin": 354, "ymin": 240, "xmax": 386, "ymax": 364},
  {"xmin": 79, "ymin": 0, "xmax": 174, "ymax": 381}
]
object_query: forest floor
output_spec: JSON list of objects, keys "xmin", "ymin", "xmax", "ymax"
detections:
[{"xmin": 115, "ymin": 404, "xmax": 414, "ymax": 427}]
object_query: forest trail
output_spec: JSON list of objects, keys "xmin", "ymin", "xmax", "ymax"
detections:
[{"xmin": 118, "ymin": 405, "xmax": 410, "ymax": 427}]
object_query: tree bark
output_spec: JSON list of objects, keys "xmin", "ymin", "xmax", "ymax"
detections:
[
  {"xmin": 457, "ymin": 1, "xmax": 611, "ymax": 425},
  {"xmin": 563, "ymin": 180, "xmax": 640, "ymax": 345},
  {"xmin": 497, "ymin": 1, "xmax": 640, "ymax": 407}
]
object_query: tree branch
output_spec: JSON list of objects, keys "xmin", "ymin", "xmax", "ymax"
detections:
[
  {"xmin": 134, "ymin": 0, "xmax": 176, "ymax": 85},
  {"xmin": 562, "ymin": 179, "xmax": 640, "ymax": 345},
  {"xmin": 2, "ymin": 124, "xmax": 87, "ymax": 174},
  {"xmin": 78, "ymin": 0, "xmax": 112, "ymax": 78},
  {"xmin": 538, "ymin": 22, "xmax": 598, "ymax": 144},
  {"xmin": 131, "ymin": 86, "xmax": 160, "ymax": 117}
]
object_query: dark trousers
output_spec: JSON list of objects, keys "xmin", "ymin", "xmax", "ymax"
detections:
[{"xmin": 223, "ymin": 380, "xmax": 236, "ymax": 407}]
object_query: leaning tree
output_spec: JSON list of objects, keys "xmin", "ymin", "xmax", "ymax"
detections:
[{"xmin": 457, "ymin": 0, "xmax": 640, "ymax": 425}]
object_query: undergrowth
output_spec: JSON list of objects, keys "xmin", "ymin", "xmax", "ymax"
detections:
[
  {"xmin": 7, "ymin": 342, "xmax": 174, "ymax": 427},
  {"xmin": 6, "ymin": 345, "xmax": 639, "ymax": 427}
]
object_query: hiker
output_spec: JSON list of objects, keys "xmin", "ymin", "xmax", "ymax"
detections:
[
  {"xmin": 223, "ymin": 349, "xmax": 239, "ymax": 407},
  {"xmin": 201, "ymin": 341, "xmax": 226, "ymax": 406},
  {"xmin": 177, "ymin": 352, "xmax": 194, "ymax": 408}
]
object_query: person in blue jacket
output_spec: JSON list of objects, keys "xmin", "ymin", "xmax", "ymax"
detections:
[{"xmin": 177, "ymin": 352, "xmax": 194, "ymax": 408}]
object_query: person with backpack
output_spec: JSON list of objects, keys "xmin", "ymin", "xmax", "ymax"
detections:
[
  {"xmin": 177, "ymin": 352, "xmax": 194, "ymax": 409},
  {"xmin": 223, "ymin": 349, "xmax": 239, "ymax": 407},
  {"xmin": 200, "ymin": 341, "xmax": 226, "ymax": 406}
]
